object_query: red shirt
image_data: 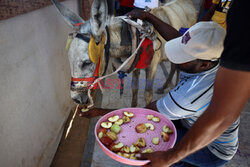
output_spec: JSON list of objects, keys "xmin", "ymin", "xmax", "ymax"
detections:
[{"xmin": 119, "ymin": 0, "xmax": 134, "ymax": 8}]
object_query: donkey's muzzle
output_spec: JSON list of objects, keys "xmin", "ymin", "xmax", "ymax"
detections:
[{"xmin": 72, "ymin": 95, "xmax": 89, "ymax": 104}]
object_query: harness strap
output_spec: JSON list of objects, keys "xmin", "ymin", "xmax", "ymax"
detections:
[
  {"xmin": 74, "ymin": 22, "xmax": 84, "ymax": 27},
  {"xmin": 71, "ymin": 59, "xmax": 101, "ymax": 89},
  {"xmin": 127, "ymin": 28, "xmax": 141, "ymax": 73},
  {"xmin": 103, "ymin": 26, "xmax": 110, "ymax": 76},
  {"xmin": 75, "ymin": 33, "xmax": 90, "ymax": 43}
]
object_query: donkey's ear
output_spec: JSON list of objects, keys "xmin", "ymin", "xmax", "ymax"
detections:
[
  {"xmin": 90, "ymin": 0, "xmax": 108, "ymax": 40},
  {"xmin": 51, "ymin": 0, "xmax": 85, "ymax": 31}
]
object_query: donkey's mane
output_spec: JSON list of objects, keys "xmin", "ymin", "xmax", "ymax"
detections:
[{"xmin": 107, "ymin": 16, "xmax": 123, "ymax": 26}]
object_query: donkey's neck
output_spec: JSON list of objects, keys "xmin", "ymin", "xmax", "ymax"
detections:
[{"xmin": 106, "ymin": 17, "xmax": 132, "ymax": 59}]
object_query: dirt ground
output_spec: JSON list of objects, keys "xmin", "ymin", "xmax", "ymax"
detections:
[{"xmin": 50, "ymin": 107, "xmax": 90, "ymax": 167}]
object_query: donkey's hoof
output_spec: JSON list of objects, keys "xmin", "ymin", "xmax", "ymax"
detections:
[{"xmin": 156, "ymin": 88, "xmax": 164, "ymax": 94}]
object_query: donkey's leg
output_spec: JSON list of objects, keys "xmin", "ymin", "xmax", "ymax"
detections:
[
  {"xmin": 131, "ymin": 69, "xmax": 140, "ymax": 107},
  {"xmin": 144, "ymin": 52, "xmax": 161, "ymax": 105},
  {"xmin": 156, "ymin": 62, "xmax": 176, "ymax": 94},
  {"xmin": 145, "ymin": 68, "xmax": 154, "ymax": 105},
  {"xmin": 160, "ymin": 62, "xmax": 169, "ymax": 79}
]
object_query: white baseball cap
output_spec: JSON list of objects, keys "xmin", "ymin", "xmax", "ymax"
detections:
[{"xmin": 165, "ymin": 21, "xmax": 226, "ymax": 64}]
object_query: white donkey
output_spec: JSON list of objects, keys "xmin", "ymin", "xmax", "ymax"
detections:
[{"xmin": 51, "ymin": 0, "xmax": 196, "ymax": 107}]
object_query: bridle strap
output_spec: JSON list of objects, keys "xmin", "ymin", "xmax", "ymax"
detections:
[
  {"xmin": 103, "ymin": 26, "xmax": 110, "ymax": 76},
  {"xmin": 71, "ymin": 59, "xmax": 101, "ymax": 89},
  {"xmin": 75, "ymin": 33, "xmax": 90, "ymax": 43}
]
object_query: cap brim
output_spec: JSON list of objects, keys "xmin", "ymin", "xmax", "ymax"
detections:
[{"xmin": 164, "ymin": 37, "xmax": 196, "ymax": 64}]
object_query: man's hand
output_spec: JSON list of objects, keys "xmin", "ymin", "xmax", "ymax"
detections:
[
  {"xmin": 126, "ymin": 9, "xmax": 149, "ymax": 20},
  {"xmin": 78, "ymin": 107, "xmax": 113, "ymax": 118},
  {"xmin": 78, "ymin": 107, "xmax": 99, "ymax": 118},
  {"xmin": 137, "ymin": 150, "xmax": 175, "ymax": 167},
  {"xmin": 127, "ymin": 9, "xmax": 181, "ymax": 41}
]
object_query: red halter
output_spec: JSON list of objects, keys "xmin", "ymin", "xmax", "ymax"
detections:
[{"xmin": 71, "ymin": 59, "xmax": 101, "ymax": 90}]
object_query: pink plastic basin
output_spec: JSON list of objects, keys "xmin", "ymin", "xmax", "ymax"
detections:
[{"xmin": 95, "ymin": 108, "xmax": 177, "ymax": 166}]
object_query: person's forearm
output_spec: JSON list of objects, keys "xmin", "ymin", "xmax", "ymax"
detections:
[
  {"xmin": 200, "ymin": 4, "xmax": 217, "ymax": 21},
  {"xmin": 145, "ymin": 13, "xmax": 182, "ymax": 41},
  {"xmin": 166, "ymin": 67, "xmax": 250, "ymax": 165},
  {"xmin": 79, "ymin": 107, "xmax": 114, "ymax": 118},
  {"xmin": 197, "ymin": 0, "xmax": 205, "ymax": 21},
  {"xmin": 145, "ymin": 101, "xmax": 158, "ymax": 111},
  {"xmin": 171, "ymin": 103, "xmax": 241, "ymax": 164}
]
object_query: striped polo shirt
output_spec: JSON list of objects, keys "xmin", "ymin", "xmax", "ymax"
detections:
[{"xmin": 156, "ymin": 64, "xmax": 239, "ymax": 160}]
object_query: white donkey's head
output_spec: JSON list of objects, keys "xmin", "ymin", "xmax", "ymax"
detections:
[{"xmin": 51, "ymin": 0, "xmax": 109, "ymax": 104}]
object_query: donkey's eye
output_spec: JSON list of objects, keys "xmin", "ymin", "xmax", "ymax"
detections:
[
  {"xmin": 80, "ymin": 60, "xmax": 92, "ymax": 69},
  {"xmin": 84, "ymin": 60, "xmax": 92, "ymax": 65}
]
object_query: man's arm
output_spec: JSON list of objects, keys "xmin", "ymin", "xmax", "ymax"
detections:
[
  {"xmin": 200, "ymin": 3, "xmax": 218, "ymax": 21},
  {"xmin": 127, "ymin": 10, "xmax": 182, "ymax": 41},
  {"xmin": 79, "ymin": 101, "xmax": 159, "ymax": 118},
  {"xmin": 145, "ymin": 101, "xmax": 158, "ymax": 111},
  {"xmin": 140, "ymin": 67, "xmax": 250, "ymax": 166},
  {"xmin": 78, "ymin": 108, "xmax": 113, "ymax": 118},
  {"xmin": 197, "ymin": 0, "xmax": 206, "ymax": 20}
]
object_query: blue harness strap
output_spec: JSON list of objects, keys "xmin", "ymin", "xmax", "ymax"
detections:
[{"xmin": 118, "ymin": 71, "xmax": 127, "ymax": 96}]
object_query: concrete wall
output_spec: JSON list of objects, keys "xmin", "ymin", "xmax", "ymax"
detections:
[{"xmin": 0, "ymin": 0, "xmax": 77, "ymax": 166}]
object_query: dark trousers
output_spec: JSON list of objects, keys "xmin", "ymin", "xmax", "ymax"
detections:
[{"xmin": 171, "ymin": 120, "xmax": 229, "ymax": 167}]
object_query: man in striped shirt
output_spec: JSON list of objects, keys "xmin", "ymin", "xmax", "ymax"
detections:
[{"xmin": 145, "ymin": 22, "xmax": 238, "ymax": 166}]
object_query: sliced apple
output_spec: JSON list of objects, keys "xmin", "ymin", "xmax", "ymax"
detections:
[
  {"xmin": 152, "ymin": 137, "xmax": 160, "ymax": 145},
  {"xmin": 108, "ymin": 143, "xmax": 115, "ymax": 151},
  {"xmin": 135, "ymin": 123, "xmax": 147, "ymax": 133},
  {"xmin": 101, "ymin": 122, "xmax": 112, "ymax": 129},
  {"xmin": 117, "ymin": 152, "xmax": 123, "ymax": 157},
  {"xmin": 112, "ymin": 142, "xmax": 124, "ymax": 152},
  {"xmin": 98, "ymin": 128, "xmax": 107, "ymax": 134},
  {"xmin": 110, "ymin": 124, "xmax": 121, "ymax": 134},
  {"xmin": 114, "ymin": 118, "xmax": 124, "ymax": 125},
  {"xmin": 123, "ymin": 145, "xmax": 130, "ymax": 153},
  {"xmin": 136, "ymin": 137, "xmax": 146, "ymax": 148},
  {"xmin": 106, "ymin": 131, "xmax": 117, "ymax": 141},
  {"xmin": 124, "ymin": 111, "xmax": 134, "ymax": 118},
  {"xmin": 130, "ymin": 144, "xmax": 136, "ymax": 153},
  {"xmin": 145, "ymin": 123, "xmax": 155, "ymax": 130},
  {"xmin": 108, "ymin": 115, "xmax": 120, "ymax": 122},
  {"xmin": 161, "ymin": 132, "xmax": 170, "ymax": 142},
  {"xmin": 142, "ymin": 148, "xmax": 153, "ymax": 153},
  {"xmin": 100, "ymin": 136, "xmax": 113, "ymax": 146},
  {"xmin": 162, "ymin": 125, "xmax": 173, "ymax": 134},
  {"xmin": 98, "ymin": 128, "xmax": 107, "ymax": 139},
  {"xmin": 123, "ymin": 153, "xmax": 130, "ymax": 159},
  {"xmin": 130, "ymin": 153, "xmax": 137, "ymax": 160},
  {"xmin": 152, "ymin": 116, "xmax": 160, "ymax": 122},
  {"xmin": 122, "ymin": 116, "xmax": 131, "ymax": 123},
  {"xmin": 98, "ymin": 132, "xmax": 104, "ymax": 139},
  {"xmin": 120, "ymin": 147, "xmax": 124, "ymax": 153},
  {"xmin": 135, "ymin": 145, "xmax": 141, "ymax": 153},
  {"xmin": 81, "ymin": 108, "xmax": 89, "ymax": 112},
  {"xmin": 147, "ymin": 115, "xmax": 154, "ymax": 120}
]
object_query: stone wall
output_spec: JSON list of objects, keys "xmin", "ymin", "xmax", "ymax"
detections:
[{"xmin": 0, "ymin": 0, "xmax": 76, "ymax": 166}]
